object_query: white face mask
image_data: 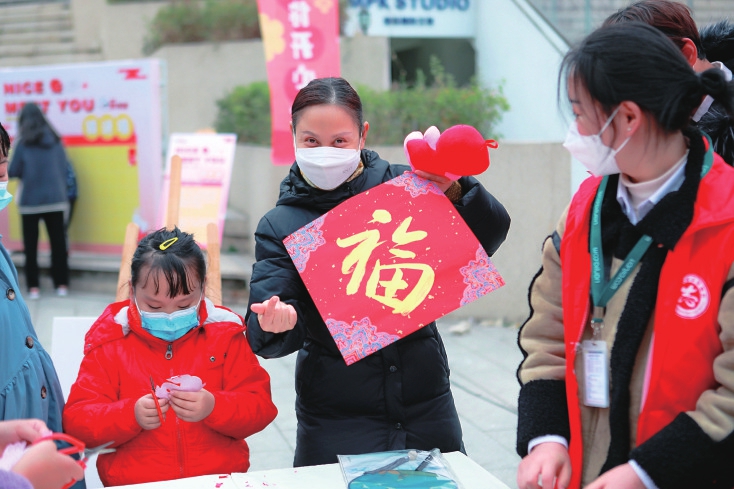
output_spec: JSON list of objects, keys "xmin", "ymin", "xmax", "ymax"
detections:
[
  {"xmin": 295, "ymin": 141, "xmax": 361, "ymax": 191},
  {"xmin": 563, "ymin": 107, "xmax": 631, "ymax": 177}
]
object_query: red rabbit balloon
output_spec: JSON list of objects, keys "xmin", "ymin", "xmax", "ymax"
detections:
[{"xmin": 404, "ymin": 125, "xmax": 498, "ymax": 180}]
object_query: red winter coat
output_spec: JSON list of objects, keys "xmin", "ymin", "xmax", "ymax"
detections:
[{"xmin": 63, "ymin": 298, "xmax": 277, "ymax": 487}]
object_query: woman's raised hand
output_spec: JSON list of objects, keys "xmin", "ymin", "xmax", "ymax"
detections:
[
  {"xmin": 413, "ymin": 170, "xmax": 453, "ymax": 193},
  {"xmin": 251, "ymin": 296, "xmax": 297, "ymax": 333}
]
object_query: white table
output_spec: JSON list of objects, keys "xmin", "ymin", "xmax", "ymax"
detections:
[{"xmin": 108, "ymin": 452, "xmax": 510, "ymax": 488}]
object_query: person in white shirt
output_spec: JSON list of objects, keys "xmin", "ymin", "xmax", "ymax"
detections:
[{"xmin": 516, "ymin": 21, "xmax": 734, "ymax": 489}]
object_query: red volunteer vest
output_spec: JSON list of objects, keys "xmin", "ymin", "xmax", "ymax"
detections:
[{"xmin": 561, "ymin": 150, "xmax": 734, "ymax": 489}]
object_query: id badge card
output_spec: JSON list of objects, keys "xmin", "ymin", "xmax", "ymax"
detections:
[{"xmin": 582, "ymin": 340, "xmax": 609, "ymax": 408}]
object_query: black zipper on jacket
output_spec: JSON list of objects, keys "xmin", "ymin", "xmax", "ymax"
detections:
[{"xmin": 165, "ymin": 343, "xmax": 173, "ymax": 360}]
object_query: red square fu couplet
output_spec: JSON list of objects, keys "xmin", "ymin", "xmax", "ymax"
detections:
[{"xmin": 284, "ymin": 172, "xmax": 504, "ymax": 365}]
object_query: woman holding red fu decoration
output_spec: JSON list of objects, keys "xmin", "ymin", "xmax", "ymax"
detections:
[{"xmin": 246, "ymin": 77, "xmax": 511, "ymax": 467}]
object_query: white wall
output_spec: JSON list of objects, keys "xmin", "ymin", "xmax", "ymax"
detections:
[{"xmin": 475, "ymin": 0, "xmax": 569, "ymax": 142}]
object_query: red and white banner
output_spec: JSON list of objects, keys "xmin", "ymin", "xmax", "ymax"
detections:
[{"xmin": 257, "ymin": 0, "xmax": 341, "ymax": 165}]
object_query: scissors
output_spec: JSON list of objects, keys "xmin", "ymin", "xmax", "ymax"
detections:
[
  {"xmin": 150, "ymin": 375, "xmax": 165, "ymax": 424},
  {"xmin": 33, "ymin": 433, "xmax": 115, "ymax": 488}
]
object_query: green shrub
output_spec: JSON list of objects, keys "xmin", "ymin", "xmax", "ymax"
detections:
[
  {"xmin": 203, "ymin": 0, "xmax": 260, "ymax": 41},
  {"xmin": 142, "ymin": 0, "xmax": 260, "ymax": 55},
  {"xmin": 360, "ymin": 57, "xmax": 510, "ymax": 144},
  {"xmin": 140, "ymin": 0, "xmax": 351, "ymax": 54},
  {"xmin": 215, "ymin": 58, "xmax": 509, "ymax": 146},
  {"xmin": 215, "ymin": 82, "xmax": 271, "ymax": 145}
]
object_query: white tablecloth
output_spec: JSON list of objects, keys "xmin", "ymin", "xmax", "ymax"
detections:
[{"xmin": 108, "ymin": 452, "xmax": 510, "ymax": 488}]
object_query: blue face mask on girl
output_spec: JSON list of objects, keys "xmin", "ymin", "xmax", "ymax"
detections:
[
  {"xmin": 0, "ymin": 181, "xmax": 14, "ymax": 211},
  {"xmin": 135, "ymin": 295, "xmax": 202, "ymax": 342}
]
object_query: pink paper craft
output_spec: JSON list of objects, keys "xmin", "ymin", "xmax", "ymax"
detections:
[
  {"xmin": 0, "ymin": 427, "xmax": 52, "ymax": 470},
  {"xmin": 284, "ymin": 172, "xmax": 504, "ymax": 365},
  {"xmin": 155, "ymin": 374, "xmax": 205, "ymax": 400}
]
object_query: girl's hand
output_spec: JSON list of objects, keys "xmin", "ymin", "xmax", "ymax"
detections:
[
  {"xmin": 0, "ymin": 419, "xmax": 49, "ymax": 452},
  {"xmin": 12, "ymin": 439, "xmax": 85, "ymax": 489},
  {"xmin": 584, "ymin": 463, "xmax": 645, "ymax": 489},
  {"xmin": 250, "ymin": 296, "xmax": 297, "ymax": 333},
  {"xmin": 517, "ymin": 442, "xmax": 572, "ymax": 489},
  {"xmin": 168, "ymin": 389, "xmax": 215, "ymax": 422},
  {"xmin": 134, "ymin": 393, "xmax": 169, "ymax": 430},
  {"xmin": 413, "ymin": 169, "xmax": 453, "ymax": 193}
]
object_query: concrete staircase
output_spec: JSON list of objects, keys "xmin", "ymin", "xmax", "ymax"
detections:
[
  {"xmin": 529, "ymin": 0, "xmax": 733, "ymax": 45},
  {"xmin": 0, "ymin": 0, "xmax": 102, "ymax": 66}
]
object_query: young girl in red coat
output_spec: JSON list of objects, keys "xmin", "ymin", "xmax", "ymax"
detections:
[{"xmin": 63, "ymin": 227, "xmax": 277, "ymax": 486}]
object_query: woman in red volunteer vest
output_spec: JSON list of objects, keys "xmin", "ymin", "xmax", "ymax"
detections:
[{"xmin": 516, "ymin": 22, "xmax": 734, "ymax": 489}]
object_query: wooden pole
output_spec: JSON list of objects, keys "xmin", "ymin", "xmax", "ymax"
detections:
[
  {"xmin": 165, "ymin": 155, "xmax": 182, "ymax": 230},
  {"xmin": 115, "ymin": 222, "xmax": 140, "ymax": 302},
  {"xmin": 206, "ymin": 222, "xmax": 222, "ymax": 306}
]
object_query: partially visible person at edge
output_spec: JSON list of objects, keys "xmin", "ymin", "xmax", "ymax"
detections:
[
  {"xmin": 516, "ymin": 22, "xmax": 734, "ymax": 489},
  {"xmin": 0, "ymin": 121, "xmax": 81, "ymax": 488},
  {"xmin": 0, "ymin": 418, "xmax": 84, "ymax": 489},
  {"xmin": 700, "ymin": 18, "xmax": 734, "ymax": 164},
  {"xmin": 245, "ymin": 76, "xmax": 511, "ymax": 467},
  {"xmin": 603, "ymin": 0, "xmax": 734, "ymax": 165},
  {"xmin": 9, "ymin": 103, "xmax": 72, "ymax": 299},
  {"xmin": 63, "ymin": 227, "xmax": 277, "ymax": 487}
]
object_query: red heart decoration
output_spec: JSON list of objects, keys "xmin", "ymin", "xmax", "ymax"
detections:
[
  {"xmin": 435, "ymin": 125, "xmax": 491, "ymax": 176},
  {"xmin": 405, "ymin": 138, "xmax": 441, "ymax": 174},
  {"xmin": 404, "ymin": 125, "xmax": 495, "ymax": 177}
]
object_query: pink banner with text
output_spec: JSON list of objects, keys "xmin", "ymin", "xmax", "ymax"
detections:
[{"xmin": 257, "ymin": 0, "xmax": 341, "ymax": 165}]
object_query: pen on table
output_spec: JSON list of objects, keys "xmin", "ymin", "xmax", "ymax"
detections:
[
  {"xmin": 364, "ymin": 450, "xmax": 417, "ymax": 474},
  {"xmin": 149, "ymin": 375, "xmax": 164, "ymax": 424},
  {"xmin": 415, "ymin": 448, "xmax": 441, "ymax": 471}
]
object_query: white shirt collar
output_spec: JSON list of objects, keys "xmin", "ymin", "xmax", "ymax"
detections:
[
  {"xmin": 693, "ymin": 61, "xmax": 733, "ymax": 122},
  {"xmin": 616, "ymin": 152, "xmax": 688, "ymax": 225}
]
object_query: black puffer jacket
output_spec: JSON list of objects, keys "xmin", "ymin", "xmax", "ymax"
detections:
[{"xmin": 246, "ymin": 149, "xmax": 510, "ymax": 466}]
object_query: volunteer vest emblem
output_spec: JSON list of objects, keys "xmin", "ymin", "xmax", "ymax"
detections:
[{"xmin": 675, "ymin": 274, "xmax": 709, "ymax": 319}]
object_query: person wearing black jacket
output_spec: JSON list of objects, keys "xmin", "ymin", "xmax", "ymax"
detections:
[
  {"xmin": 699, "ymin": 19, "xmax": 734, "ymax": 167},
  {"xmin": 603, "ymin": 0, "xmax": 734, "ymax": 166},
  {"xmin": 245, "ymin": 77, "xmax": 510, "ymax": 466}
]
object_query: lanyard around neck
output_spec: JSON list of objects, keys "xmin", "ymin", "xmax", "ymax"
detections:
[
  {"xmin": 590, "ymin": 176, "xmax": 652, "ymax": 308},
  {"xmin": 589, "ymin": 133, "xmax": 714, "ymax": 309}
]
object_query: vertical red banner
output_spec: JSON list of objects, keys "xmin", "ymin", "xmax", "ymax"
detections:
[{"xmin": 257, "ymin": 0, "xmax": 341, "ymax": 165}]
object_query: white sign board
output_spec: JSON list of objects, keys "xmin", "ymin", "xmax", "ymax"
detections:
[
  {"xmin": 0, "ymin": 59, "xmax": 163, "ymax": 253},
  {"xmin": 345, "ymin": 0, "xmax": 475, "ymax": 38},
  {"xmin": 159, "ymin": 133, "xmax": 237, "ymax": 247}
]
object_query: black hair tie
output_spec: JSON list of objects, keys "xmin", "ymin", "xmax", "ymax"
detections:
[{"xmin": 699, "ymin": 68, "xmax": 728, "ymax": 98}]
